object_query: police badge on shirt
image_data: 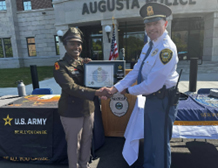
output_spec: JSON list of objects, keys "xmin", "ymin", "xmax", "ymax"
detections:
[{"xmin": 159, "ymin": 49, "xmax": 173, "ymax": 65}]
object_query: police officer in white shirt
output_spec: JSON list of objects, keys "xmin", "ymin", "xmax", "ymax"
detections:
[{"xmin": 107, "ymin": 2, "xmax": 179, "ymax": 168}]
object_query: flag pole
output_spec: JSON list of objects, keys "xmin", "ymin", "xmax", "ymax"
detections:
[
  {"xmin": 109, "ymin": 17, "xmax": 119, "ymax": 61},
  {"xmin": 112, "ymin": 17, "xmax": 115, "ymax": 60},
  {"xmin": 112, "ymin": 17, "xmax": 116, "ymax": 60}
]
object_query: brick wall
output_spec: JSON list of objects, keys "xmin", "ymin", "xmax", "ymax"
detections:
[
  {"xmin": 16, "ymin": 0, "xmax": 23, "ymax": 11},
  {"xmin": 16, "ymin": 0, "xmax": 53, "ymax": 11},
  {"xmin": 32, "ymin": 0, "xmax": 53, "ymax": 9}
]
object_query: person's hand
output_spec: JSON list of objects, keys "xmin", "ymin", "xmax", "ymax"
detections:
[
  {"xmin": 95, "ymin": 87, "xmax": 112, "ymax": 99},
  {"xmin": 83, "ymin": 58, "xmax": 92, "ymax": 64},
  {"xmin": 106, "ymin": 86, "xmax": 118, "ymax": 95},
  {"xmin": 98, "ymin": 86, "xmax": 118, "ymax": 100}
]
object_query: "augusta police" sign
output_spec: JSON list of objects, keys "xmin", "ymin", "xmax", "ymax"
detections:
[{"xmin": 82, "ymin": 0, "xmax": 196, "ymax": 15}]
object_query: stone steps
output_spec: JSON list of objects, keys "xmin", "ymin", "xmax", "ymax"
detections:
[{"xmin": 177, "ymin": 60, "xmax": 218, "ymax": 74}]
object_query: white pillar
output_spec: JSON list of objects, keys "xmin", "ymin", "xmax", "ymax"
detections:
[
  {"xmin": 203, "ymin": 12, "xmax": 218, "ymax": 61},
  {"xmin": 7, "ymin": 0, "xmax": 21, "ymax": 64},
  {"xmin": 167, "ymin": 15, "xmax": 173, "ymax": 37},
  {"xmin": 55, "ymin": 25, "xmax": 69, "ymax": 59}
]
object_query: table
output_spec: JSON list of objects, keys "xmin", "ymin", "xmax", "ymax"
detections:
[
  {"xmin": 122, "ymin": 94, "xmax": 218, "ymax": 166},
  {"xmin": 0, "ymin": 95, "xmax": 104, "ymax": 163}
]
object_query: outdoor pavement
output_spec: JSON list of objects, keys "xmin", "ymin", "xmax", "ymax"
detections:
[
  {"xmin": 0, "ymin": 60, "xmax": 218, "ymax": 168},
  {"xmin": 0, "ymin": 60, "xmax": 217, "ymax": 96},
  {"xmin": 0, "ymin": 77, "xmax": 217, "ymax": 97}
]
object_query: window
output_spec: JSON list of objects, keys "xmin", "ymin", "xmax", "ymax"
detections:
[
  {"xmin": 91, "ymin": 36, "xmax": 103, "ymax": 60},
  {"xmin": 23, "ymin": 0, "xmax": 32, "ymax": 11},
  {"xmin": 51, "ymin": 0, "xmax": 53, "ymax": 7},
  {"xmin": 3, "ymin": 38, "xmax": 13, "ymax": 57},
  {"xmin": 119, "ymin": 23, "xmax": 145, "ymax": 62},
  {"xmin": 0, "ymin": 38, "xmax": 13, "ymax": 58},
  {"xmin": 79, "ymin": 25, "xmax": 103, "ymax": 60},
  {"xmin": 172, "ymin": 17, "xmax": 204, "ymax": 60},
  {"xmin": 0, "ymin": 40, "xmax": 3, "ymax": 58},
  {"xmin": 54, "ymin": 35, "xmax": 60, "ymax": 55},
  {"xmin": 26, "ymin": 37, "xmax": 36, "ymax": 56},
  {"xmin": 0, "ymin": 0, "xmax": 6, "ymax": 10}
]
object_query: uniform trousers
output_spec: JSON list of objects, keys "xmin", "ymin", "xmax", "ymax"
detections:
[
  {"xmin": 60, "ymin": 113, "xmax": 94, "ymax": 168},
  {"xmin": 143, "ymin": 96, "xmax": 177, "ymax": 168}
]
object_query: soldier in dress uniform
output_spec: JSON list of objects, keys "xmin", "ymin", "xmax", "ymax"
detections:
[
  {"xmin": 53, "ymin": 27, "xmax": 111, "ymax": 168},
  {"xmin": 107, "ymin": 2, "xmax": 179, "ymax": 168}
]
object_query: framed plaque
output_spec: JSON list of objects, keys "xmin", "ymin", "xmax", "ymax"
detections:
[{"xmin": 84, "ymin": 60, "xmax": 125, "ymax": 88}]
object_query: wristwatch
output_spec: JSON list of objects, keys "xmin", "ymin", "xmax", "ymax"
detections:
[{"xmin": 126, "ymin": 88, "xmax": 129, "ymax": 94}]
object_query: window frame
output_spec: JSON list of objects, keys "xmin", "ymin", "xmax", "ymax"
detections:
[
  {"xmin": 3, "ymin": 38, "xmax": 13, "ymax": 57},
  {"xmin": 23, "ymin": 0, "xmax": 32, "ymax": 11},
  {"xmin": 0, "ymin": 39, "xmax": 4, "ymax": 58},
  {"xmin": 0, "ymin": 38, "xmax": 13, "ymax": 58},
  {"xmin": 26, "ymin": 37, "xmax": 37, "ymax": 57},
  {"xmin": 0, "ymin": 0, "xmax": 6, "ymax": 11}
]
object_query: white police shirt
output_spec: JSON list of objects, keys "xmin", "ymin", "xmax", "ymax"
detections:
[{"xmin": 115, "ymin": 30, "xmax": 179, "ymax": 96}]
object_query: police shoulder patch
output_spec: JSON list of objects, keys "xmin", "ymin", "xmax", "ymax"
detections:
[
  {"xmin": 159, "ymin": 49, "xmax": 173, "ymax": 65},
  {"xmin": 54, "ymin": 62, "xmax": 60, "ymax": 70}
]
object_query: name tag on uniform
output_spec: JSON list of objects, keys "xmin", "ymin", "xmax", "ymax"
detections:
[{"xmin": 151, "ymin": 49, "xmax": 158, "ymax": 56}]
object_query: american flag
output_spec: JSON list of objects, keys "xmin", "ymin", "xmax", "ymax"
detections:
[{"xmin": 109, "ymin": 25, "xmax": 119, "ymax": 60}]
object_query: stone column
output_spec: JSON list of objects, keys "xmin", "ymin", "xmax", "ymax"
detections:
[
  {"xmin": 6, "ymin": 0, "xmax": 21, "ymax": 65},
  {"xmin": 203, "ymin": 12, "xmax": 218, "ymax": 61},
  {"xmin": 101, "ymin": 19, "xmax": 119, "ymax": 60},
  {"xmin": 167, "ymin": 15, "xmax": 173, "ymax": 37},
  {"xmin": 55, "ymin": 25, "xmax": 69, "ymax": 59}
]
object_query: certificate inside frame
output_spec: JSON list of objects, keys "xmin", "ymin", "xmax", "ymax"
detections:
[{"xmin": 84, "ymin": 63, "xmax": 114, "ymax": 88}]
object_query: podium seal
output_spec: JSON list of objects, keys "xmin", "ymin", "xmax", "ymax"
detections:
[{"xmin": 109, "ymin": 92, "xmax": 128, "ymax": 117}]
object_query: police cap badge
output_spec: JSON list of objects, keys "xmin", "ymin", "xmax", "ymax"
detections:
[{"xmin": 139, "ymin": 2, "xmax": 172, "ymax": 24}]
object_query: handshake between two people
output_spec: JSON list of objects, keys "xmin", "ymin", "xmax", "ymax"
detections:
[{"xmin": 95, "ymin": 86, "xmax": 128, "ymax": 100}]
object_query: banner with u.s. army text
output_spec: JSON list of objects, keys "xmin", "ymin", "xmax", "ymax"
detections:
[{"xmin": 0, "ymin": 107, "xmax": 53, "ymax": 161}]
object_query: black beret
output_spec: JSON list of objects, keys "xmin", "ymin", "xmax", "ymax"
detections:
[{"xmin": 140, "ymin": 2, "xmax": 172, "ymax": 24}]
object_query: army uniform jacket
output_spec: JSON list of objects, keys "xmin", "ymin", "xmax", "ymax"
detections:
[{"xmin": 53, "ymin": 53, "xmax": 96, "ymax": 118}]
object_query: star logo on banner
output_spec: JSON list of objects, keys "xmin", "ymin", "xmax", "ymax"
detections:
[{"xmin": 3, "ymin": 114, "xmax": 13, "ymax": 126}]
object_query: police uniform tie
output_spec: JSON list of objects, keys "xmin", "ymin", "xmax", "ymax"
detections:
[{"xmin": 137, "ymin": 41, "xmax": 153, "ymax": 83}]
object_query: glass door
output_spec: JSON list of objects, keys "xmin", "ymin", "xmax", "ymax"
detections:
[
  {"xmin": 79, "ymin": 25, "xmax": 103, "ymax": 60},
  {"xmin": 118, "ymin": 22, "xmax": 145, "ymax": 68},
  {"xmin": 90, "ymin": 36, "xmax": 103, "ymax": 60},
  {"xmin": 172, "ymin": 17, "xmax": 204, "ymax": 60}
]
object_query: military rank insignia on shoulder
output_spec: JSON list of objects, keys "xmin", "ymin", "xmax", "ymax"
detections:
[
  {"xmin": 159, "ymin": 49, "xmax": 173, "ymax": 65},
  {"xmin": 54, "ymin": 62, "xmax": 60, "ymax": 70}
]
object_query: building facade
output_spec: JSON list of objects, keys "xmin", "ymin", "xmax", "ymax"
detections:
[{"xmin": 0, "ymin": 0, "xmax": 218, "ymax": 69}]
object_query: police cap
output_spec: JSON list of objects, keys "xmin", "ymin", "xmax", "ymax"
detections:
[
  {"xmin": 59, "ymin": 27, "xmax": 83, "ymax": 44},
  {"xmin": 139, "ymin": 2, "xmax": 172, "ymax": 24}
]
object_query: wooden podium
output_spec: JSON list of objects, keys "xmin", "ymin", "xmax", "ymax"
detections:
[
  {"xmin": 101, "ymin": 94, "xmax": 137, "ymax": 137},
  {"xmin": 101, "ymin": 68, "xmax": 138, "ymax": 137}
]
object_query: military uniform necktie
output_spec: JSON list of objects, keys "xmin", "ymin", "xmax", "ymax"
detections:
[{"xmin": 137, "ymin": 41, "xmax": 153, "ymax": 83}]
